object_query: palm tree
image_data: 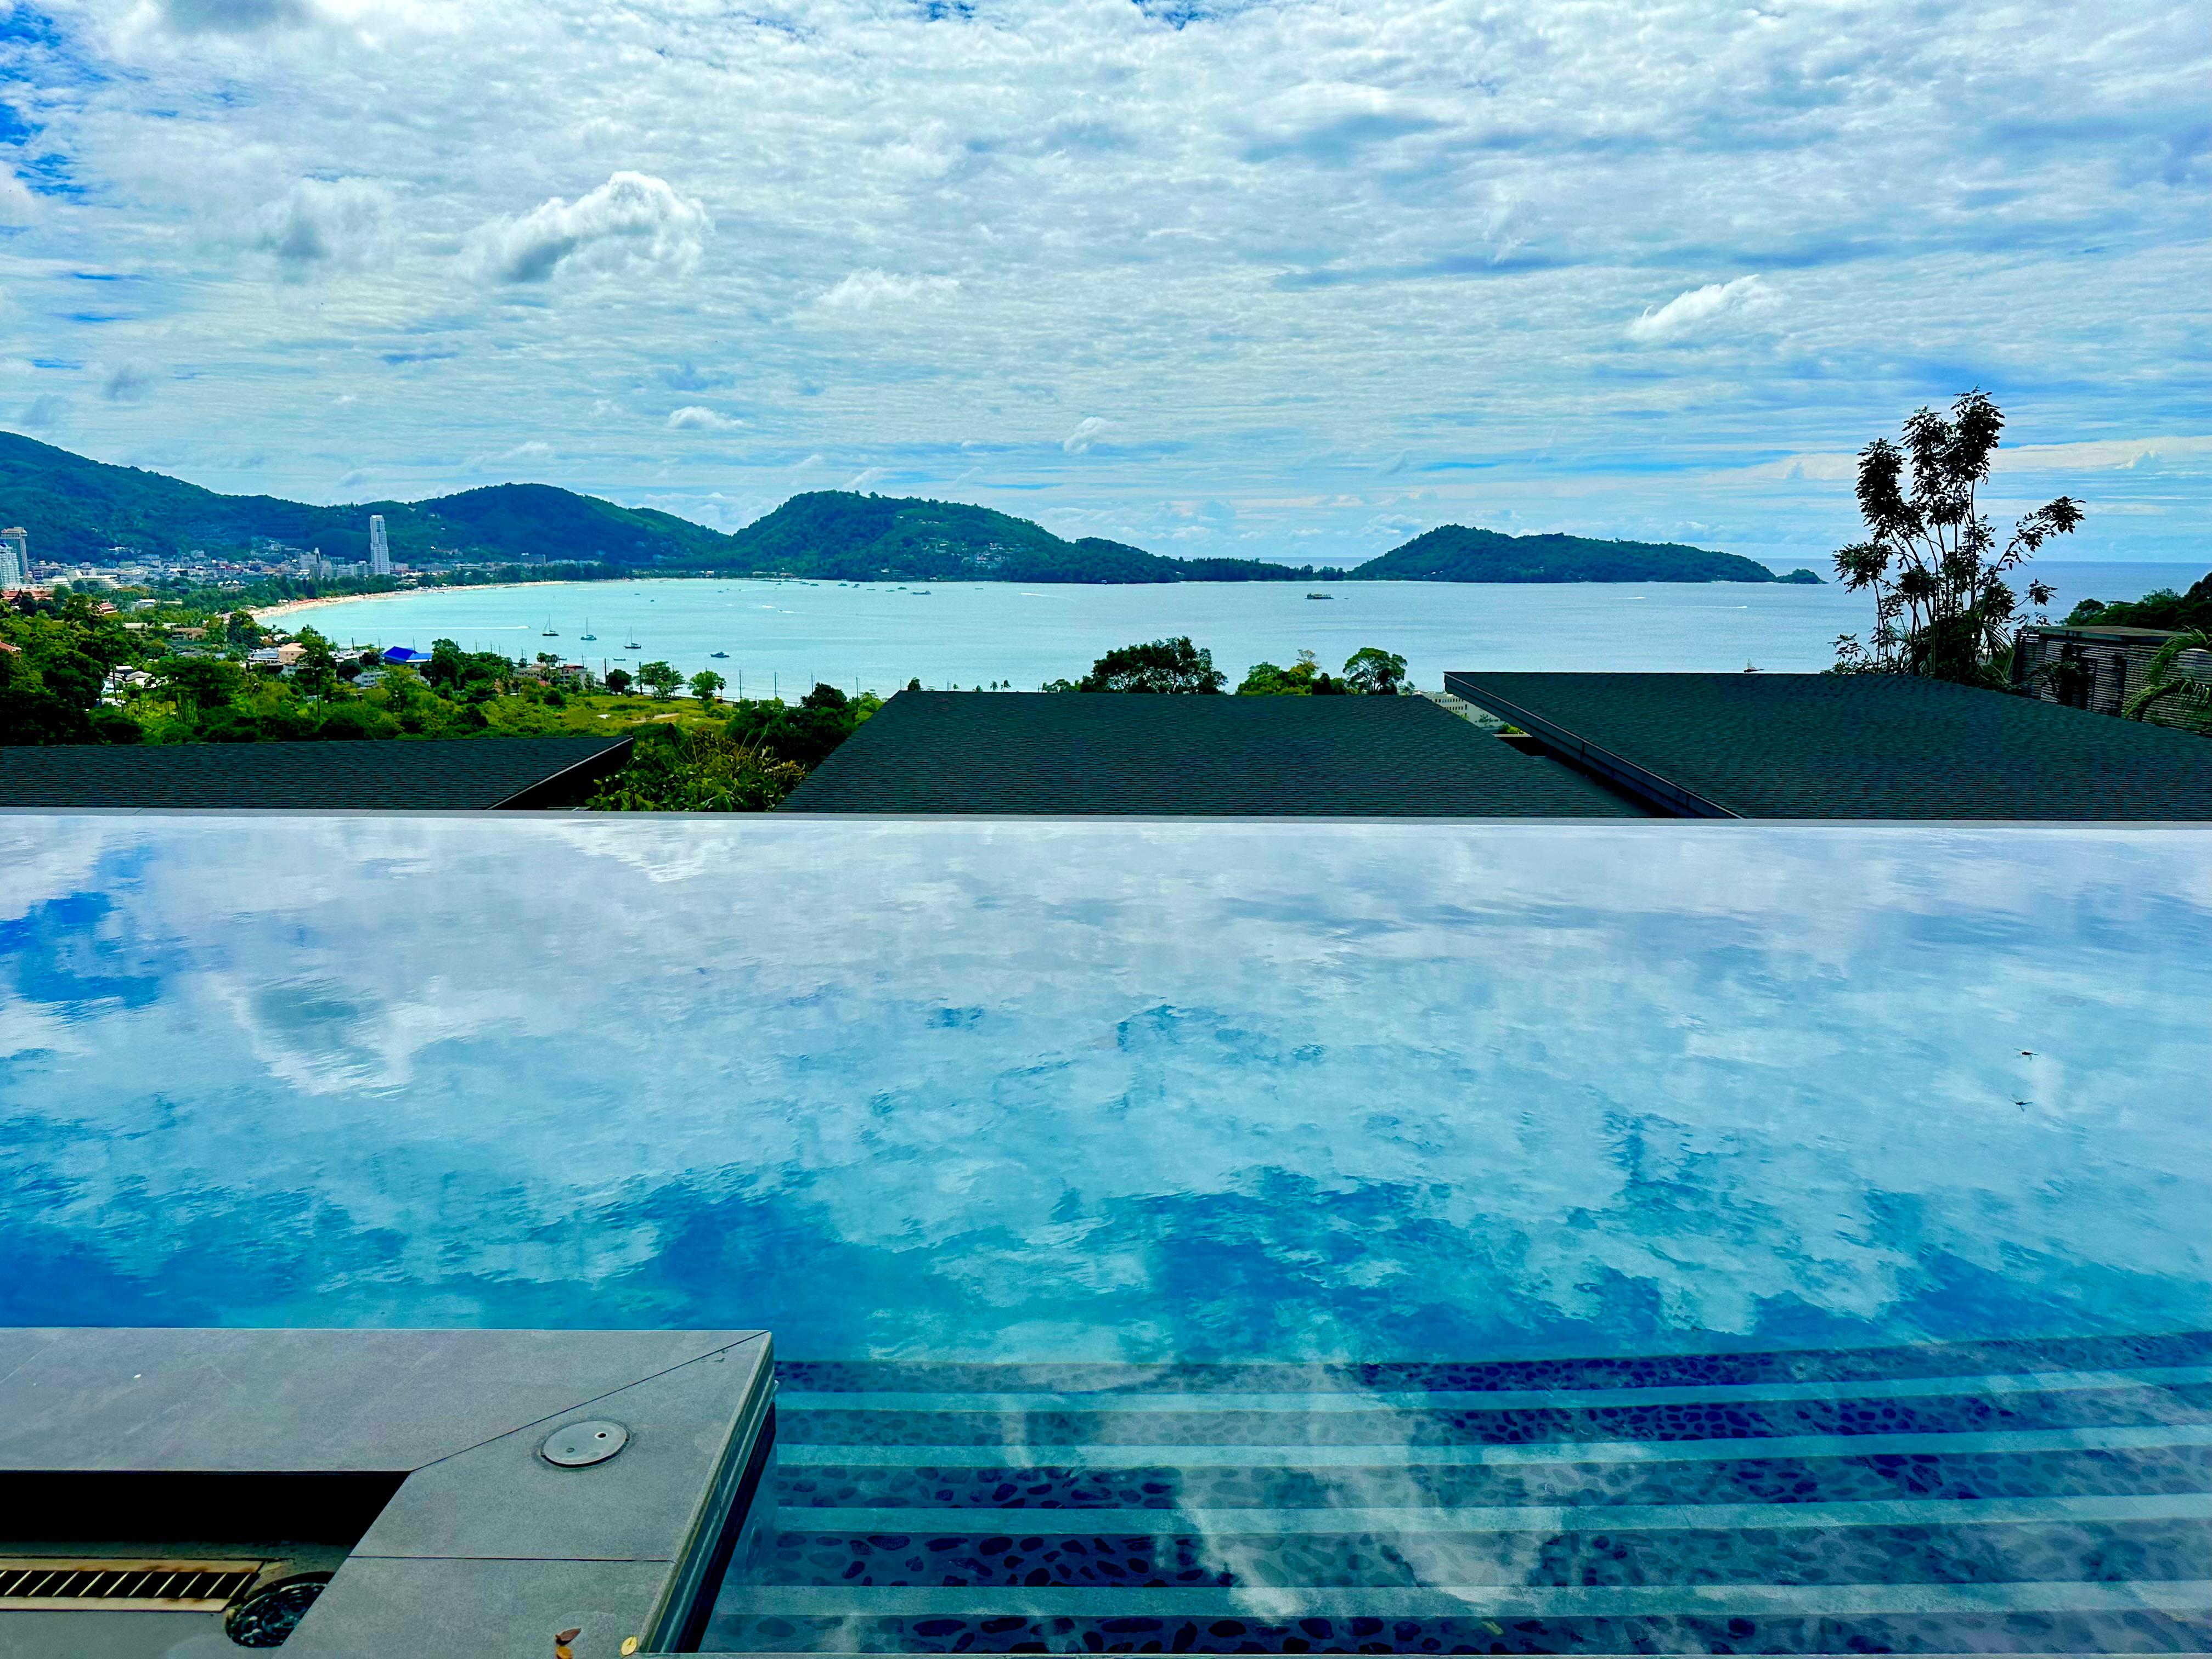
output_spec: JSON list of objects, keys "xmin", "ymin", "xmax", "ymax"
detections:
[{"xmin": 2123, "ymin": 630, "xmax": 2212, "ymax": 730}]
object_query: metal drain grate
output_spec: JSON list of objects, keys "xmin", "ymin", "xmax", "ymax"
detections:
[{"xmin": 0, "ymin": 1559, "xmax": 263, "ymax": 1611}]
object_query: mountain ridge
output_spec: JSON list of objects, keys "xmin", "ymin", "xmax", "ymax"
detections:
[{"xmin": 0, "ymin": 431, "xmax": 1816, "ymax": 584}]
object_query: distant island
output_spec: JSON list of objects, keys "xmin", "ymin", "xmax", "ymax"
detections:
[{"xmin": 0, "ymin": 431, "xmax": 1821, "ymax": 586}]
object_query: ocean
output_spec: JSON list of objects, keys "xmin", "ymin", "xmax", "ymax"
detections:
[{"xmin": 283, "ymin": 561, "xmax": 2202, "ymax": 698}]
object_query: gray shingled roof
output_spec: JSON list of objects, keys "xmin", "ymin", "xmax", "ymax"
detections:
[
  {"xmin": 0, "ymin": 735, "xmax": 632, "ymax": 810},
  {"xmin": 781, "ymin": 690, "xmax": 1644, "ymax": 816},
  {"xmin": 1444, "ymin": 671, "xmax": 2212, "ymax": 820}
]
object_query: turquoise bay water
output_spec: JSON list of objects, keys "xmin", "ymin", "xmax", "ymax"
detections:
[
  {"xmin": 283, "ymin": 561, "xmax": 2200, "ymax": 697},
  {"xmin": 3, "ymin": 815, "xmax": 2205, "ymax": 1359}
]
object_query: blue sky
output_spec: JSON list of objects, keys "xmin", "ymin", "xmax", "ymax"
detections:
[{"xmin": 1, "ymin": 0, "xmax": 2207, "ymax": 569}]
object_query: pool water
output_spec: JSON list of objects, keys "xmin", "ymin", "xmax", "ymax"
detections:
[
  {"xmin": 726, "ymin": 1337, "xmax": 2212, "ymax": 1653},
  {"xmin": 1, "ymin": 815, "xmax": 2207, "ymax": 1651}
]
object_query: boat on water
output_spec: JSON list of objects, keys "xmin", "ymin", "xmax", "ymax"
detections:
[
  {"xmin": 1306, "ymin": 591, "xmax": 1334, "ymax": 600},
  {"xmin": 541, "ymin": 617, "xmax": 560, "ymax": 637},
  {"xmin": 709, "ymin": 651, "xmax": 729, "ymax": 659},
  {"xmin": 580, "ymin": 617, "xmax": 597, "ymax": 640},
  {"xmin": 625, "ymin": 623, "xmax": 642, "ymax": 648}
]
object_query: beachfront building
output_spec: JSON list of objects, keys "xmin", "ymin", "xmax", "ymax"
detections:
[{"xmin": 0, "ymin": 526, "xmax": 27, "ymax": 590}]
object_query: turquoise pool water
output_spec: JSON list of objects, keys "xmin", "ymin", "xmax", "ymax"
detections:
[{"xmin": 2, "ymin": 816, "xmax": 2207, "ymax": 1651}]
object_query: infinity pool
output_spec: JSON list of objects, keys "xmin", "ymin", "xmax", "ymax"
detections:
[{"xmin": 2, "ymin": 816, "xmax": 2207, "ymax": 1651}]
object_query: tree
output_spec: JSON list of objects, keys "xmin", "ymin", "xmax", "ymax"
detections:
[
  {"xmin": 157, "ymin": 655, "xmax": 244, "ymax": 721},
  {"xmin": 589, "ymin": 726, "xmax": 808, "ymax": 812},
  {"xmin": 1077, "ymin": 636, "xmax": 1225, "ymax": 693},
  {"xmin": 294, "ymin": 627, "xmax": 339, "ymax": 697},
  {"xmin": 1239, "ymin": 650, "xmax": 1322, "ymax": 695},
  {"xmin": 1831, "ymin": 390, "xmax": 2083, "ymax": 684},
  {"xmin": 801, "ymin": 682, "xmax": 847, "ymax": 710},
  {"xmin": 226, "ymin": 611, "xmax": 261, "ymax": 648},
  {"xmin": 1342, "ymin": 646, "xmax": 1408, "ymax": 695},
  {"xmin": 2123, "ymin": 631, "xmax": 2212, "ymax": 731},
  {"xmin": 689, "ymin": 669, "xmax": 726, "ymax": 704},
  {"xmin": 426, "ymin": 638, "xmax": 467, "ymax": 689},
  {"xmin": 637, "ymin": 660, "xmax": 681, "ymax": 699},
  {"xmin": 605, "ymin": 668, "xmax": 633, "ymax": 695}
]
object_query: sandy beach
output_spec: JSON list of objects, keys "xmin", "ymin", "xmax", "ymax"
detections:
[{"xmin": 251, "ymin": 578, "xmax": 578, "ymax": 624}]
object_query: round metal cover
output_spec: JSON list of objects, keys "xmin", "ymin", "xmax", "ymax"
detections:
[{"xmin": 541, "ymin": 1419, "xmax": 630, "ymax": 1467}]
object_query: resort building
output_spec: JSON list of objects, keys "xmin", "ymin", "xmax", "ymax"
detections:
[{"xmin": 2012, "ymin": 621, "xmax": 2212, "ymax": 727}]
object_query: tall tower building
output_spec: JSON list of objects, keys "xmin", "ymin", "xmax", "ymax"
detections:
[
  {"xmin": 369, "ymin": 515, "xmax": 392, "ymax": 577},
  {"xmin": 0, "ymin": 527, "xmax": 27, "ymax": 591}
]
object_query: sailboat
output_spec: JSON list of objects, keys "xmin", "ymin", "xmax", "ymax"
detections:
[
  {"xmin": 625, "ymin": 623, "xmax": 642, "ymax": 649},
  {"xmin": 580, "ymin": 617, "xmax": 597, "ymax": 641},
  {"xmin": 541, "ymin": 617, "xmax": 560, "ymax": 638}
]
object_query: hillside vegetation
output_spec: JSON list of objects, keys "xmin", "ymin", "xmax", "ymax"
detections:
[
  {"xmin": 1351, "ymin": 525, "xmax": 1818, "ymax": 584},
  {"xmin": 1, "ymin": 432, "xmax": 1816, "ymax": 584}
]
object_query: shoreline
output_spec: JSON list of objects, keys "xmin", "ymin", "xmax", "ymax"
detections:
[{"xmin": 252, "ymin": 578, "xmax": 577, "ymax": 623}]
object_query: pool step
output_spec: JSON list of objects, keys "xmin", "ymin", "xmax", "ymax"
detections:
[{"xmin": 707, "ymin": 1340, "xmax": 2212, "ymax": 1652}]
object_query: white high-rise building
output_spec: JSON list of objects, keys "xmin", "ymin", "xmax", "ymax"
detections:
[
  {"xmin": 0, "ymin": 526, "xmax": 27, "ymax": 590},
  {"xmin": 369, "ymin": 515, "xmax": 392, "ymax": 577}
]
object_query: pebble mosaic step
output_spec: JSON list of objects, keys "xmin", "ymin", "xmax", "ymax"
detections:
[{"xmin": 703, "ymin": 1337, "xmax": 2212, "ymax": 1654}]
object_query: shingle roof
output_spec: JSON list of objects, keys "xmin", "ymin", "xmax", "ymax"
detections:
[
  {"xmin": 781, "ymin": 690, "xmax": 1644, "ymax": 816},
  {"xmin": 0, "ymin": 735, "xmax": 633, "ymax": 810},
  {"xmin": 1444, "ymin": 671, "xmax": 2212, "ymax": 820}
]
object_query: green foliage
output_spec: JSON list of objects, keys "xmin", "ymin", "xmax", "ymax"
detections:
[
  {"xmin": 293, "ymin": 627, "xmax": 340, "ymax": 697},
  {"xmin": 1347, "ymin": 526, "xmax": 1791, "ymax": 584},
  {"xmin": 421, "ymin": 637, "xmax": 520, "ymax": 693},
  {"xmin": 586, "ymin": 726, "xmax": 807, "ymax": 811},
  {"xmin": 0, "ymin": 596, "xmax": 137, "ymax": 744},
  {"xmin": 2122, "ymin": 630, "xmax": 2212, "ymax": 731},
  {"xmin": 157, "ymin": 654, "xmax": 245, "ymax": 718},
  {"xmin": 2064, "ymin": 573, "xmax": 2212, "ymax": 633},
  {"xmin": 1237, "ymin": 646, "xmax": 1404, "ymax": 695},
  {"xmin": 604, "ymin": 668, "xmax": 634, "ymax": 694},
  {"xmin": 725, "ymin": 686, "xmax": 879, "ymax": 768},
  {"xmin": 1831, "ymin": 390, "xmax": 2082, "ymax": 684},
  {"xmin": 1077, "ymin": 636, "xmax": 1226, "ymax": 693},
  {"xmin": 1238, "ymin": 651, "xmax": 1330, "ymax": 695},
  {"xmin": 688, "ymin": 669, "xmax": 726, "ymax": 704},
  {"xmin": 637, "ymin": 660, "xmax": 681, "ymax": 698},
  {"xmin": 1341, "ymin": 646, "xmax": 1409, "ymax": 694}
]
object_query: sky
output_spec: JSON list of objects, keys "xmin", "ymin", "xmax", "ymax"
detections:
[{"xmin": 1, "ymin": 0, "xmax": 2207, "ymax": 571}]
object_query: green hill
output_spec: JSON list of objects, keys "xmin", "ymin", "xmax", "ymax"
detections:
[
  {"xmin": 1350, "ymin": 524, "xmax": 1801, "ymax": 584},
  {"xmin": 0, "ymin": 432, "xmax": 729, "ymax": 567},
  {"xmin": 0, "ymin": 433, "xmax": 1814, "ymax": 584}
]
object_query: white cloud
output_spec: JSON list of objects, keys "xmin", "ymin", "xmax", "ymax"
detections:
[
  {"xmin": 844, "ymin": 466, "xmax": 887, "ymax": 492},
  {"xmin": 1627, "ymin": 275, "xmax": 1774, "ymax": 342},
  {"xmin": 257, "ymin": 177, "xmax": 398, "ymax": 275},
  {"xmin": 814, "ymin": 269, "xmax": 960, "ymax": 312},
  {"xmin": 20, "ymin": 394, "xmax": 67, "ymax": 431},
  {"xmin": 16, "ymin": 1, "xmax": 2212, "ymax": 561},
  {"xmin": 1062, "ymin": 416, "xmax": 1109, "ymax": 454},
  {"xmin": 469, "ymin": 172, "xmax": 710, "ymax": 285},
  {"xmin": 1740, "ymin": 433, "xmax": 2212, "ymax": 484},
  {"xmin": 0, "ymin": 170, "xmax": 34, "ymax": 225},
  {"xmin": 666, "ymin": 407, "xmax": 739, "ymax": 431},
  {"xmin": 160, "ymin": 0, "xmax": 312, "ymax": 32},
  {"xmin": 100, "ymin": 360, "xmax": 155, "ymax": 403},
  {"xmin": 469, "ymin": 439, "xmax": 555, "ymax": 469},
  {"xmin": 1996, "ymin": 435, "xmax": 2212, "ymax": 473}
]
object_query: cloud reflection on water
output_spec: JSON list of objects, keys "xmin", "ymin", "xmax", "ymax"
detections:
[{"xmin": 1, "ymin": 816, "xmax": 2206, "ymax": 1360}]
